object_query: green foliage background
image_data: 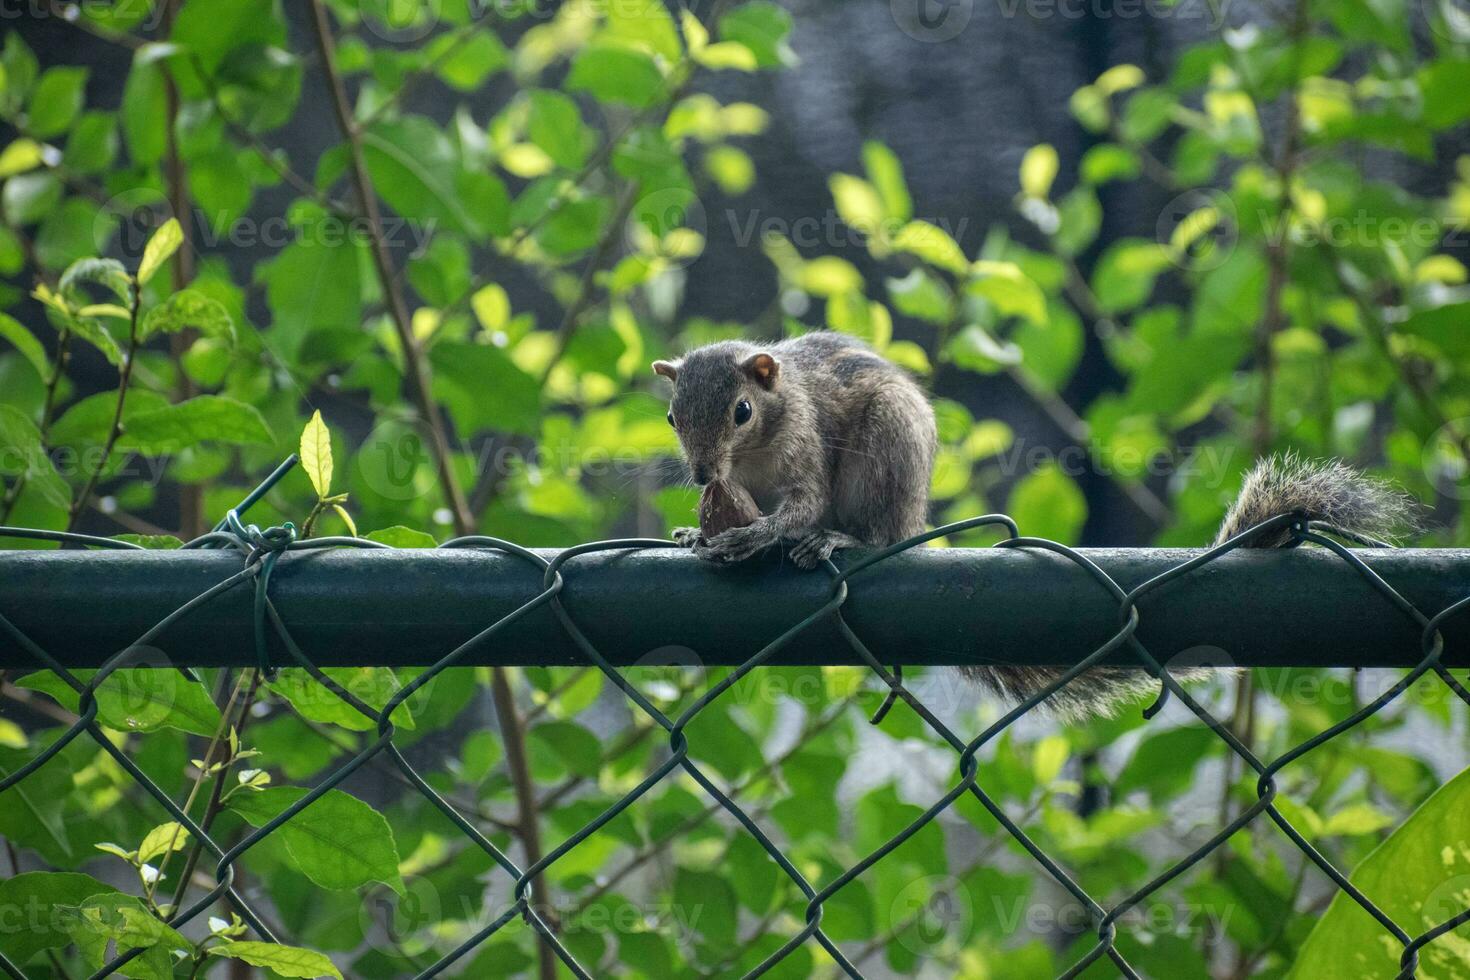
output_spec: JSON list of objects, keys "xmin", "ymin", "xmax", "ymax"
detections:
[{"xmin": 2, "ymin": 0, "xmax": 1470, "ymax": 976}]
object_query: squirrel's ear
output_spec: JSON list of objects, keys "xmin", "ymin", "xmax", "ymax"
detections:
[
  {"xmin": 741, "ymin": 352, "xmax": 780, "ymax": 389},
  {"xmin": 652, "ymin": 360, "xmax": 679, "ymax": 382}
]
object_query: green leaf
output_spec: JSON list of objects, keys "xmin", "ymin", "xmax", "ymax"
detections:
[
  {"xmin": 829, "ymin": 173, "xmax": 886, "ymax": 236},
  {"xmin": 60, "ymin": 257, "xmax": 133, "ymax": 305},
  {"xmin": 1053, "ymin": 186, "xmax": 1102, "ymax": 257},
  {"xmin": 139, "ymin": 289, "xmax": 234, "ymax": 343},
  {"xmin": 0, "ymin": 137, "xmax": 44, "ymax": 178},
  {"xmin": 0, "ymin": 873, "xmax": 120, "ymax": 961},
  {"xmin": 365, "ymin": 525, "xmax": 438, "ymax": 548},
  {"xmin": 0, "ymin": 405, "xmax": 70, "ymax": 509},
  {"xmin": 1291, "ymin": 764, "xmax": 1470, "ymax": 979},
  {"xmin": 527, "ymin": 90, "xmax": 590, "ymax": 170},
  {"xmin": 892, "ymin": 221, "xmax": 968, "ymax": 275},
  {"xmin": 1419, "ymin": 59, "xmax": 1470, "ymax": 129},
  {"xmin": 49, "ymin": 389, "xmax": 169, "ymax": 448},
  {"xmin": 259, "ymin": 226, "xmax": 362, "ymax": 357},
  {"xmin": 27, "ymin": 66, "xmax": 88, "ymax": 139},
  {"xmin": 1080, "ymin": 143, "xmax": 1140, "ymax": 185},
  {"xmin": 1091, "ymin": 239, "xmax": 1173, "ymax": 315},
  {"xmin": 944, "ymin": 324, "xmax": 1019, "ymax": 373},
  {"xmin": 528, "ymin": 720, "xmax": 602, "ymax": 779},
  {"xmin": 1008, "ymin": 464, "xmax": 1087, "ymax": 544},
  {"xmin": 427, "ymin": 30, "xmax": 508, "ymax": 91},
  {"xmin": 567, "ymin": 45, "xmax": 665, "ymax": 107},
  {"xmin": 330, "ymin": 503, "xmax": 356, "ymax": 537},
  {"xmin": 121, "ymin": 396, "xmax": 274, "ymax": 452},
  {"xmin": 1019, "ymin": 143, "xmax": 1059, "ymax": 199},
  {"xmin": 121, "ymin": 50, "xmax": 168, "ymax": 167},
  {"xmin": 471, "ymin": 283, "xmax": 510, "ymax": 334},
  {"xmin": 136, "ymin": 822, "xmax": 190, "ymax": 863},
  {"xmin": 967, "ymin": 261, "xmax": 1046, "ymax": 326},
  {"xmin": 62, "ymin": 110, "xmax": 117, "ymax": 174},
  {"xmin": 362, "ymin": 117, "xmax": 481, "ymax": 235},
  {"xmin": 300, "ymin": 409, "xmax": 333, "ymax": 499},
  {"xmin": 718, "ymin": 1, "xmax": 793, "ymax": 68},
  {"xmin": 227, "ymin": 786, "xmax": 406, "ymax": 895},
  {"xmin": 605, "ymin": 0, "xmax": 683, "ymax": 60},
  {"xmin": 4, "ymin": 172, "xmax": 61, "ymax": 226},
  {"xmin": 63, "ymin": 893, "xmax": 190, "ymax": 980},
  {"xmin": 862, "ymin": 141, "xmax": 911, "ymax": 224},
  {"xmin": 0, "ymin": 750, "xmax": 73, "ymax": 861},
  {"xmin": 887, "ymin": 268, "xmax": 953, "ymax": 324},
  {"xmin": 136, "ymin": 217, "xmax": 182, "ymax": 286},
  {"xmin": 171, "ymin": 0, "xmax": 284, "ymax": 73},
  {"xmin": 0, "ymin": 311, "xmax": 47, "ymax": 380},
  {"xmin": 208, "ymin": 941, "xmax": 343, "ymax": 979},
  {"xmin": 17, "ymin": 667, "xmax": 223, "ymax": 737},
  {"xmin": 430, "ymin": 340, "xmax": 541, "ymax": 437},
  {"xmin": 267, "ymin": 667, "xmax": 416, "ymax": 732}
]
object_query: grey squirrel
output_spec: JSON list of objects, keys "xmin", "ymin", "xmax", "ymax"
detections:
[{"xmin": 653, "ymin": 332, "xmax": 1415, "ymax": 716}]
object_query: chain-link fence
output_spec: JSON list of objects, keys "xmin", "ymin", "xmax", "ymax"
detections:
[{"xmin": 2, "ymin": 456, "xmax": 1469, "ymax": 979}]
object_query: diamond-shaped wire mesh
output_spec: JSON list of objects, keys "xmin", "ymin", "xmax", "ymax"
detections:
[{"xmin": 2, "ymin": 467, "xmax": 1469, "ymax": 979}]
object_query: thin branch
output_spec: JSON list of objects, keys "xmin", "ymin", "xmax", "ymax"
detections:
[
  {"xmin": 306, "ymin": 0, "xmax": 473, "ymax": 531},
  {"xmin": 539, "ymin": 183, "xmax": 639, "ymax": 386},
  {"xmin": 359, "ymin": 18, "xmax": 488, "ymax": 128},
  {"xmin": 159, "ymin": 669, "xmax": 260, "ymax": 914},
  {"xmin": 1333, "ymin": 260, "xmax": 1470, "ymax": 466},
  {"xmin": 188, "ymin": 52, "xmax": 353, "ymax": 221},
  {"xmin": 65, "ymin": 283, "xmax": 143, "ymax": 532},
  {"xmin": 568, "ymin": 699, "xmax": 852, "ymax": 915},
  {"xmin": 1003, "ymin": 364, "xmax": 1173, "ymax": 526},
  {"xmin": 306, "ymin": 8, "xmax": 552, "ymax": 978}
]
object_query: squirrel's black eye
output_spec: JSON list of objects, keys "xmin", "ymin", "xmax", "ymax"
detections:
[
  {"xmin": 734, "ymin": 400, "xmax": 752, "ymax": 426},
  {"xmin": 666, "ymin": 411, "xmax": 675, "ymax": 428}
]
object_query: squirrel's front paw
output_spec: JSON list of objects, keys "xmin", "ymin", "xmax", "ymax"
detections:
[
  {"xmin": 695, "ymin": 524, "xmax": 775, "ymax": 563},
  {"xmin": 671, "ymin": 526, "xmax": 702, "ymax": 548},
  {"xmin": 788, "ymin": 530, "xmax": 838, "ymax": 569}
]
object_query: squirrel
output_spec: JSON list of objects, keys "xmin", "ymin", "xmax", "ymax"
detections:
[{"xmin": 653, "ymin": 333, "xmax": 1415, "ymax": 717}]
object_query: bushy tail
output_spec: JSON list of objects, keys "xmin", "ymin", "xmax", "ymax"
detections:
[
  {"xmin": 963, "ymin": 454, "xmax": 1417, "ymax": 720},
  {"xmin": 1213, "ymin": 453, "xmax": 1415, "ymax": 548}
]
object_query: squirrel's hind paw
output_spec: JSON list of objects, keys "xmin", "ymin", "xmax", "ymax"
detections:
[{"xmin": 671, "ymin": 526, "xmax": 702, "ymax": 548}]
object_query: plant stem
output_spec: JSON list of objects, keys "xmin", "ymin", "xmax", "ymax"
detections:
[
  {"xmin": 538, "ymin": 182, "xmax": 639, "ymax": 387},
  {"xmin": 305, "ymin": 8, "xmax": 553, "ymax": 977},
  {"xmin": 161, "ymin": 0, "xmax": 206, "ymax": 540},
  {"xmin": 165, "ymin": 670, "xmax": 263, "ymax": 919},
  {"xmin": 306, "ymin": 0, "xmax": 472, "ymax": 532},
  {"xmin": 65, "ymin": 283, "xmax": 143, "ymax": 533}
]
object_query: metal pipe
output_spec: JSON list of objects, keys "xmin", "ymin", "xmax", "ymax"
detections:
[{"xmin": 1, "ymin": 547, "xmax": 1467, "ymax": 669}]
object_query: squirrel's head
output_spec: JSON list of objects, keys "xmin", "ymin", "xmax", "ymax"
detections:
[{"xmin": 652, "ymin": 342, "xmax": 782, "ymax": 486}]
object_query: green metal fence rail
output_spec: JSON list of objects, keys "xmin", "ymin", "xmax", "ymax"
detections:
[{"xmin": 2, "ymin": 456, "xmax": 1469, "ymax": 978}]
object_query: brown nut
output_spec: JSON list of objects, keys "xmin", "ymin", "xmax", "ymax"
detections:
[{"xmin": 699, "ymin": 480, "xmax": 761, "ymax": 539}]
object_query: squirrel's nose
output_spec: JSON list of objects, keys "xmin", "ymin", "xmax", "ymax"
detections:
[{"xmin": 692, "ymin": 464, "xmax": 712, "ymax": 485}]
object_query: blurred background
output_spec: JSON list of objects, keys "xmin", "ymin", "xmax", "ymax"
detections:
[{"xmin": 4, "ymin": 0, "xmax": 1470, "ymax": 977}]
